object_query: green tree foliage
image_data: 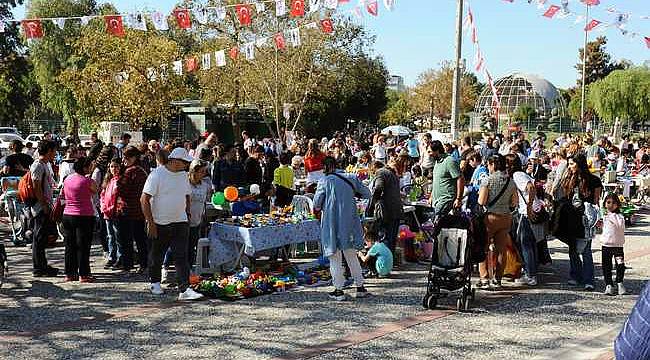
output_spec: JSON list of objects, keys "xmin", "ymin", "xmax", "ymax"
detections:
[
  {"xmin": 0, "ymin": 0, "xmax": 38, "ymax": 127},
  {"xmin": 587, "ymin": 67, "xmax": 650, "ymax": 125},
  {"xmin": 380, "ymin": 89, "xmax": 411, "ymax": 125},
  {"xmin": 513, "ymin": 104, "xmax": 536, "ymax": 123},
  {"xmin": 576, "ymin": 36, "xmax": 629, "ymax": 88}
]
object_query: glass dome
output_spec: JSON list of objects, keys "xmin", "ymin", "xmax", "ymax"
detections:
[{"xmin": 475, "ymin": 72, "xmax": 566, "ymax": 119}]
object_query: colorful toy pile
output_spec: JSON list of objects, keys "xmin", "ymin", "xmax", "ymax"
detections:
[
  {"xmin": 225, "ymin": 210, "xmax": 313, "ymax": 228},
  {"xmin": 190, "ymin": 264, "xmax": 332, "ymax": 301}
]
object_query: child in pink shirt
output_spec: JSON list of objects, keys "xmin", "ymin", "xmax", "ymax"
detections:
[{"xmin": 600, "ymin": 193, "xmax": 626, "ymax": 296}]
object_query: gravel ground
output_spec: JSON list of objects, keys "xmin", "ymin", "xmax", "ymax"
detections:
[{"xmin": 1, "ymin": 212, "xmax": 649, "ymax": 360}]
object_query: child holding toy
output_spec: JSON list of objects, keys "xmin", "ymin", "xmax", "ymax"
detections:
[{"xmin": 601, "ymin": 192, "xmax": 627, "ymax": 296}]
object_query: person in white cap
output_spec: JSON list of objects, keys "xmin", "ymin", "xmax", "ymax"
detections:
[{"xmin": 141, "ymin": 147, "xmax": 204, "ymax": 301}]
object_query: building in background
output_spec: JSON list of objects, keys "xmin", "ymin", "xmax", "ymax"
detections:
[{"xmin": 388, "ymin": 75, "xmax": 406, "ymax": 92}]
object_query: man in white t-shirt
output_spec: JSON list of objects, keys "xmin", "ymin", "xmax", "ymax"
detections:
[{"xmin": 141, "ymin": 148, "xmax": 204, "ymax": 301}]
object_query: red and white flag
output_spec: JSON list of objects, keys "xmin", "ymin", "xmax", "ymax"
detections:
[
  {"xmin": 185, "ymin": 57, "xmax": 198, "ymax": 72},
  {"xmin": 229, "ymin": 47, "xmax": 239, "ymax": 60},
  {"xmin": 22, "ymin": 19, "xmax": 44, "ymax": 39},
  {"xmin": 105, "ymin": 15, "xmax": 125, "ymax": 37},
  {"xmin": 274, "ymin": 33, "xmax": 286, "ymax": 49},
  {"xmin": 236, "ymin": 4, "xmax": 253, "ymax": 26},
  {"xmin": 474, "ymin": 48, "xmax": 485, "ymax": 72},
  {"xmin": 645, "ymin": 36, "xmax": 650, "ymax": 49},
  {"xmin": 581, "ymin": 0, "xmax": 600, "ymax": 6},
  {"xmin": 585, "ymin": 19, "xmax": 601, "ymax": 31},
  {"xmin": 174, "ymin": 9, "xmax": 192, "ymax": 29},
  {"xmin": 321, "ymin": 18, "xmax": 334, "ymax": 34},
  {"xmin": 366, "ymin": 0, "xmax": 378, "ymax": 16},
  {"xmin": 291, "ymin": 0, "xmax": 306, "ymax": 17},
  {"xmin": 543, "ymin": 5, "xmax": 561, "ymax": 18}
]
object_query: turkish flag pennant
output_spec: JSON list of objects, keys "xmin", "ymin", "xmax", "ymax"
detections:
[
  {"xmin": 581, "ymin": 0, "xmax": 600, "ymax": 6},
  {"xmin": 585, "ymin": 19, "xmax": 601, "ymax": 31},
  {"xmin": 366, "ymin": 0, "xmax": 378, "ymax": 16},
  {"xmin": 644, "ymin": 37, "xmax": 650, "ymax": 49},
  {"xmin": 236, "ymin": 4, "xmax": 252, "ymax": 26},
  {"xmin": 186, "ymin": 57, "xmax": 198, "ymax": 72},
  {"xmin": 543, "ymin": 5, "xmax": 561, "ymax": 18},
  {"xmin": 320, "ymin": 18, "xmax": 334, "ymax": 34},
  {"xmin": 21, "ymin": 19, "xmax": 44, "ymax": 39},
  {"xmin": 174, "ymin": 9, "xmax": 192, "ymax": 29},
  {"xmin": 338, "ymin": 0, "xmax": 350, "ymax": 3},
  {"xmin": 229, "ymin": 47, "xmax": 239, "ymax": 60},
  {"xmin": 291, "ymin": 0, "xmax": 306, "ymax": 17},
  {"xmin": 274, "ymin": 33, "xmax": 286, "ymax": 50},
  {"xmin": 105, "ymin": 16, "xmax": 125, "ymax": 37}
]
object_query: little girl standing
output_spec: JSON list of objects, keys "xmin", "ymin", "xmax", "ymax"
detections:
[{"xmin": 600, "ymin": 193, "xmax": 627, "ymax": 296}]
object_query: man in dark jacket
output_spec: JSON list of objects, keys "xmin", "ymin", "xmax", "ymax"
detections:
[
  {"xmin": 367, "ymin": 161, "xmax": 402, "ymax": 254},
  {"xmin": 244, "ymin": 145, "xmax": 264, "ymax": 187},
  {"xmin": 212, "ymin": 145, "xmax": 245, "ymax": 191}
]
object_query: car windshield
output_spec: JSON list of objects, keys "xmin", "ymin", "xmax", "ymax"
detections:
[{"xmin": 0, "ymin": 134, "xmax": 22, "ymax": 142}]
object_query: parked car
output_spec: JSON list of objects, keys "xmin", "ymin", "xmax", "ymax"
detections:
[
  {"xmin": 0, "ymin": 127, "xmax": 19, "ymax": 135},
  {"xmin": 0, "ymin": 133, "xmax": 26, "ymax": 149},
  {"xmin": 25, "ymin": 134, "xmax": 42, "ymax": 144}
]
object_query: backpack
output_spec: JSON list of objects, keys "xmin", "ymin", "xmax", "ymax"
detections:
[{"xmin": 17, "ymin": 171, "xmax": 37, "ymax": 205}]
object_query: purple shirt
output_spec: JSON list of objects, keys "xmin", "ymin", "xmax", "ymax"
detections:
[{"xmin": 63, "ymin": 174, "xmax": 95, "ymax": 216}]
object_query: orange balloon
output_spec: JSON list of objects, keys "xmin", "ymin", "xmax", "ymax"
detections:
[{"xmin": 224, "ymin": 186, "xmax": 239, "ymax": 202}]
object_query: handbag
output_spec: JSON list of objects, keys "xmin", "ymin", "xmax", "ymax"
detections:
[
  {"xmin": 51, "ymin": 190, "xmax": 65, "ymax": 223},
  {"xmin": 516, "ymin": 187, "xmax": 549, "ymax": 224}
]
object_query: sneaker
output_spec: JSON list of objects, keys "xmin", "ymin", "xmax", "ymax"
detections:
[
  {"xmin": 103, "ymin": 260, "xmax": 116, "ymax": 269},
  {"xmin": 103, "ymin": 251, "xmax": 110, "ymax": 261},
  {"xmin": 328, "ymin": 289, "xmax": 345, "ymax": 301},
  {"xmin": 584, "ymin": 284, "xmax": 595, "ymax": 291},
  {"xmin": 477, "ymin": 279, "xmax": 490, "ymax": 288},
  {"xmin": 150, "ymin": 282, "xmax": 164, "ymax": 295},
  {"xmin": 527, "ymin": 276, "xmax": 538, "ymax": 286},
  {"xmin": 515, "ymin": 275, "xmax": 531, "ymax": 286},
  {"xmin": 617, "ymin": 283, "xmax": 627, "ymax": 295},
  {"xmin": 161, "ymin": 268, "xmax": 170, "ymax": 284},
  {"xmin": 177, "ymin": 288, "xmax": 204, "ymax": 301},
  {"xmin": 355, "ymin": 286, "xmax": 369, "ymax": 298},
  {"xmin": 490, "ymin": 280, "xmax": 502, "ymax": 290},
  {"xmin": 64, "ymin": 275, "xmax": 79, "ymax": 282},
  {"xmin": 568, "ymin": 279, "xmax": 579, "ymax": 286},
  {"xmin": 604, "ymin": 285, "xmax": 614, "ymax": 296},
  {"xmin": 79, "ymin": 276, "xmax": 95, "ymax": 283}
]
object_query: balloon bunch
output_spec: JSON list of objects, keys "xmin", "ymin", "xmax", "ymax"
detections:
[{"xmin": 212, "ymin": 186, "xmax": 240, "ymax": 206}]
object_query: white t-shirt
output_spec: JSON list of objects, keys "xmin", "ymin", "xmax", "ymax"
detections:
[
  {"xmin": 143, "ymin": 166, "xmax": 192, "ymax": 226},
  {"xmin": 189, "ymin": 179, "xmax": 212, "ymax": 227},
  {"xmin": 513, "ymin": 171, "xmax": 534, "ymax": 215},
  {"xmin": 373, "ymin": 144, "xmax": 387, "ymax": 160}
]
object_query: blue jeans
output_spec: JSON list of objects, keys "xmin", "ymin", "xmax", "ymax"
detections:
[
  {"xmin": 515, "ymin": 215, "xmax": 538, "ymax": 277},
  {"xmin": 105, "ymin": 219, "xmax": 120, "ymax": 263},
  {"xmin": 569, "ymin": 238, "xmax": 594, "ymax": 286}
]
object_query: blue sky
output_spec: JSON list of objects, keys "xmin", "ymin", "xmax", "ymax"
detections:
[{"xmin": 13, "ymin": 0, "xmax": 650, "ymax": 89}]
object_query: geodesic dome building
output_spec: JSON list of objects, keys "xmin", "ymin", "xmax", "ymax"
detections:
[{"xmin": 474, "ymin": 72, "xmax": 566, "ymax": 120}]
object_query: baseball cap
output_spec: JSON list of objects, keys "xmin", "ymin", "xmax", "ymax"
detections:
[{"xmin": 168, "ymin": 148, "xmax": 193, "ymax": 163}]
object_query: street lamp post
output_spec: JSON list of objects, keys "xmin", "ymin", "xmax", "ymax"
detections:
[
  {"xmin": 450, "ymin": 0, "xmax": 464, "ymax": 140},
  {"xmin": 580, "ymin": 2, "xmax": 590, "ymax": 134}
]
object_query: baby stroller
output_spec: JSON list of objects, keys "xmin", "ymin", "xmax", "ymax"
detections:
[{"xmin": 422, "ymin": 212, "xmax": 475, "ymax": 311}]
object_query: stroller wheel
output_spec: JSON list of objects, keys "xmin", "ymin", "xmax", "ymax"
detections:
[{"xmin": 423, "ymin": 294, "xmax": 437, "ymax": 309}]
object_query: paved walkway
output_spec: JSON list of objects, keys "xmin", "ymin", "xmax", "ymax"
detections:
[{"xmin": 1, "ymin": 212, "xmax": 649, "ymax": 360}]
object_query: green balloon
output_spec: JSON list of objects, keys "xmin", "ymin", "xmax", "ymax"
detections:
[{"xmin": 212, "ymin": 192, "xmax": 226, "ymax": 206}]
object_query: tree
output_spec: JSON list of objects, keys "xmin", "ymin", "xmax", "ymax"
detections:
[
  {"xmin": 587, "ymin": 67, "xmax": 650, "ymax": 126},
  {"xmin": 0, "ymin": 0, "xmax": 38, "ymax": 128},
  {"xmin": 26, "ymin": 0, "xmax": 99, "ymax": 135},
  {"xmin": 513, "ymin": 104, "xmax": 536, "ymax": 124},
  {"xmin": 576, "ymin": 36, "xmax": 629, "ymax": 88},
  {"xmin": 380, "ymin": 89, "xmax": 411, "ymax": 125},
  {"xmin": 410, "ymin": 62, "xmax": 479, "ymax": 129}
]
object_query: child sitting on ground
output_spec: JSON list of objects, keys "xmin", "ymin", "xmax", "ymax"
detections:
[
  {"xmin": 358, "ymin": 225, "xmax": 393, "ymax": 278},
  {"xmin": 600, "ymin": 192, "xmax": 627, "ymax": 296}
]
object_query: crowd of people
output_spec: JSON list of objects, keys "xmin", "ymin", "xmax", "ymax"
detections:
[{"xmin": 3, "ymin": 127, "xmax": 650, "ymax": 305}]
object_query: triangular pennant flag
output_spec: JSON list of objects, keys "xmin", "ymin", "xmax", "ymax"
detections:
[
  {"xmin": 585, "ymin": 19, "xmax": 601, "ymax": 31},
  {"xmin": 288, "ymin": 28, "xmax": 301, "ymax": 47},
  {"xmin": 215, "ymin": 50, "xmax": 227, "ymax": 67},
  {"xmin": 536, "ymin": 0, "xmax": 547, "ymax": 9},
  {"xmin": 192, "ymin": 8, "xmax": 209, "ymax": 25},
  {"xmin": 559, "ymin": 0, "xmax": 570, "ymax": 18},
  {"xmin": 105, "ymin": 16, "xmax": 125, "ymax": 37},
  {"xmin": 291, "ymin": 0, "xmax": 306, "ymax": 17},
  {"xmin": 353, "ymin": 6, "xmax": 363, "ymax": 19},
  {"xmin": 80, "ymin": 16, "xmax": 92, "ymax": 26},
  {"xmin": 383, "ymin": 0, "xmax": 395, "ymax": 11},
  {"xmin": 186, "ymin": 57, "xmax": 198, "ymax": 72},
  {"xmin": 236, "ymin": 4, "xmax": 253, "ymax": 26},
  {"xmin": 305, "ymin": 22, "xmax": 318, "ymax": 29},
  {"xmin": 173, "ymin": 60, "xmax": 183, "ymax": 75},
  {"xmin": 174, "ymin": 9, "xmax": 192, "ymax": 29},
  {"xmin": 320, "ymin": 18, "xmax": 334, "ymax": 33},
  {"xmin": 255, "ymin": 1, "xmax": 266, "ymax": 12},
  {"xmin": 463, "ymin": 7, "xmax": 474, "ymax": 30},
  {"xmin": 471, "ymin": 25, "xmax": 478, "ymax": 43},
  {"xmin": 215, "ymin": 6, "xmax": 227, "ymax": 21},
  {"xmin": 243, "ymin": 42, "xmax": 255, "ymax": 60},
  {"xmin": 22, "ymin": 19, "xmax": 44, "ymax": 39},
  {"xmin": 645, "ymin": 37, "xmax": 650, "ymax": 49},
  {"xmin": 52, "ymin": 18, "xmax": 66, "ymax": 30},
  {"xmin": 324, "ymin": 0, "xmax": 338, "ymax": 9},
  {"xmin": 146, "ymin": 67, "xmax": 157, "ymax": 81},
  {"xmin": 202, "ymin": 53, "xmax": 211, "ymax": 70},
  {"xmin": 127, "ymin": 13, "xmax": 147, "ymax": 31},
  {"xmin": 309, "ymin": 0, "xmax": 321, "ymax": 13},
  {"xmin": 581, "ymin": 0, "xmax": 600, "ymax": 6},
  {"xmin": 474, "ymin": 48, "xmax": 484, "ymax": 72},
  {"xmin": 543, "ymin": 5, "xmax": 561, "ymax": 18},
  {"xmin": 256, "ymin": 37, "xmax": 269, "ymax": 47},
  {"xmin": 274, "ymin": 32, "xmax": 286, "ymax": 49},
  {"xmin": 276, "ymin": 0, "xmax": 287, "ymax": 17},
  {"xmin": 151, "ymin": 12, "xmax": 169, "ymax": 31},
  {"xmin": 366, "ymin": 0, "xmax": 378, "ymax": 16},
  {"xmin": 339, "ymin": 0, "xmax": 350, "ymax": 3},
  {"xmin": 229, "ymin": 47, "xmax": 239, "ymax": 60}
]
